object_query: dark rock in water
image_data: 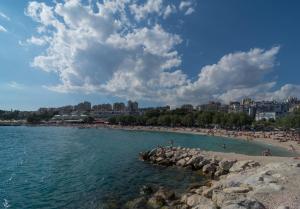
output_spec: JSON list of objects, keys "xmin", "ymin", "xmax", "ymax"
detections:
[
  {"xmin": 139, "ymin": 151, "xmax": 150, "ymax": 161},
  {"xmin": 187, "ymin": 182, "xmax": 204, "ymax": 191},
  {"xmin": 124, "ymin": 196, "xmax": 147, "ymax": 209},
  {"xmin": 154, "ymin": 187, "xmax": 176, "ymax": 201},
  {"xmin": 147, "ymin": 195, "xmax": 166, "ymax": 208},
  {"xmin": 157, "ymin": 159, "xmax": 172, "ymax": 166},
  {"xmin": 140, "ymin": 185, "xmax": 154, "ymax": 195}
]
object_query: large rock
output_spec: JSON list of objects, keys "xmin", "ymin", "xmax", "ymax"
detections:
[
  {"xmin": 139, "ymin": 151, "xmax": 150, "ymax": 161},
  {"xmin": 186, "ymin": 194, "xmax": 215, "ymax": 208},
  {"xmin": 165, "ymin": 151, "xmax": 174, "ymax": 158},
  {"xmin": 140, "ymin": 185, "xmax": 153, "ymax": 195},
  {"xmin": 222, "ymin": 198, "xmax": 266, "ymax": 209},
  {"xmin": 125, "ymin": 197, "xmax": 147, "ymax": 209},
  {"xmin": 186, "ymin": 156, "xmax": 201, "ymax": 166},
  {"xmin": 219, "ymin": 160, "xmax": 237, "ymax": 172},
  {"xmin": 147, "ymin": 196, "xmax": 166, "ymax": 208},
  {"xmin": 197, "ymin": 159, "xmax": 211, "ymax": 169},
  {"xmin": 203, "ymin": 163, "xmax": 217, "ymax": 174},
  {"xmin": 229, "ymin": 161, "xmax": 260, "ymax": 173},
  {"xmin": 156, "ymin": 157, "xmax": 164, "ymax": 162},
  {"xmin": 154, "ymin": 187, "xmax": 175, "ymax": 201},
  {"xmin": 212, "ymin": 190, "xmax": 246, "ymax": 207},
  {"xmin": 176, "ymin": 158, "xmax": 187, "ymax": 167}
]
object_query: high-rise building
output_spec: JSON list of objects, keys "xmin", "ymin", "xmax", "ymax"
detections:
[
  {"xmin": 92, "ymin": 104, "xmax": 112, "ymax": 112},
  {"xmin": 113, "ymin": 102, "xmax": 126, "ymax": 112},
  {"xmin": 75, "ymin": 101, "xmax": 91, "ymax": 112},
  {"xmin": 127, "ymin": 100, "xmax": 138, "ymax": 112},
  {"xmin": 181, "ymin": 104, "xmax": 194, "ymax": 112}
]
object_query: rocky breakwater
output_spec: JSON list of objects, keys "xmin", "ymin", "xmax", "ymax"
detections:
[
  {"xmin": 139, "ymin": 146, "xmax": 249, "ymax": 178},
  {"xmin": 133, "ymin": 146, "xmax": 300, "ymax": 209}
]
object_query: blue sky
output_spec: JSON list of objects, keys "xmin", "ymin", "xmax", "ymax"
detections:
[{"xmin": 0, "ymin": 0, "xmax": 300, "ymax": 110}]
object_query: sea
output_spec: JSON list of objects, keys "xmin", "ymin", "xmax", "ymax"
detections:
[{"xmin": 0, "ymin": 126, "xmax": 294, "ymax": 209}]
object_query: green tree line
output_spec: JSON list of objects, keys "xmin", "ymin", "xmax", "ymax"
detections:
[
  {"xmin": 108, "ymin": 109, "xmax": 254, "ymax": 129},
  {"xmin": 109, "ymin": 108, "xmax": 300, "ymax": 129}
]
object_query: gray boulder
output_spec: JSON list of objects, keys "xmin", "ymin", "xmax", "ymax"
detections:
[
  {"xmin": 219, "ymin": 159, "xmax": 237, "ymax": 172},
  {"xmin": 186, "ymin": 194, "xmax": 215, "ymax": 208},
  {"xmin": 222, "ymin": 198, "xmax": 266, "ymax": 209},
  {"xmin": 125, "ymin": 197, "xmax": 147, "ymax": 209},
  {"xmin": 229, "ymin": 161, "xmax": 260, "ymax": 173}
]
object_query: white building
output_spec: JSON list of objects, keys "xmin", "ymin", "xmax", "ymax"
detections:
[{"xmin": 255, "ymin": 112, "xmax": 277, "ymax": 121}]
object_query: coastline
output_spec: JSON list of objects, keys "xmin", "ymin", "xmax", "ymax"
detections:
[
  {"xmin": 135, "ymin": 146, "xmax": 300, "ymax": 209},
  {"xmin": 3, "ymin": 123, "xmax": 299, "ymax": 155},
  {"xmin": 105, "ymin": 125, "xmax": 300, "ymax": 155}
]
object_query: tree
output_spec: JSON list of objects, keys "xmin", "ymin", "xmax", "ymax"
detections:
[
  {"xmin": 83, "ymin": 116, "xmax": 95, "ymax": 124},
  {"xmin": 27, "ymin": 114, "xmax": 41, "ymax": 124},
  {"xmin": 157, "ymin": 115, "xmax": 171, "ymax": 126},
  {"xmin": 108, "ymin": 117, "xmax": 117, "ymax": 124},
  {"xmin": 146, "ymin": 117, "xmax": 158, "ymax": 126},
  {"xmin": 182, "ymin": 114, "xmax": 194, "ymax": 127},
  {"xmin": 170, "ymin": 115, "xmax": 181, "ymax": 127}
]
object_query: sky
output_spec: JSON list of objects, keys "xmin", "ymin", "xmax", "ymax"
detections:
[{"xmin": 0, "ymin": 0, "xmax": 300, "ymax": 110}]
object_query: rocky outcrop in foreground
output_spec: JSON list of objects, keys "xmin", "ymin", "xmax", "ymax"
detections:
[{"xmin": 130, "ymin": 146, "xmax": 300, "ymax": 209}]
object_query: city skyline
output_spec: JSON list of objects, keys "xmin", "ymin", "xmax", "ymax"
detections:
[{"xmin": 1, "ymin": 0, "xmax": 300, "ymax": 110}]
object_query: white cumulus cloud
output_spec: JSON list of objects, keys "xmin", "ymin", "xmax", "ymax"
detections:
[{"xmin": 25, "ymin": 0, "xmax": 300, "ymax": 106}]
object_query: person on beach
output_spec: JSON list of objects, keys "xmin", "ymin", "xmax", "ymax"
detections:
[{"xmin": 262, "ymin": 148, "xmax": 272, "ymax": 156}]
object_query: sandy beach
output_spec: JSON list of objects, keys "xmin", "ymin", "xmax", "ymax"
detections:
[{"xmin": 103, "ymin": 125, "xmax": 300, "ymax": 154}]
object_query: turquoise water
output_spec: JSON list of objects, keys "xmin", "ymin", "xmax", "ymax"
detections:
[{"xmin": 0, "ymin": 126, "xmax": 294, "ymax": 209}]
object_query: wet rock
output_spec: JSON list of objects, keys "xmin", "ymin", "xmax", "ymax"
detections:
[
  {"xmin": 124, "ymin": 197, "xmax": 147, "ymax": 209},
  {"xmin": 139, "ymin": 151, "xmax": 150, "ymax": 161},
  {"xmin": 154, "ymin": 187, "xmax": 175, "ymax": 201},
  {"xmin": 187, "ymin": 183, "xmax": 204, "ymax": 191},
  {"xmin": 185, "ymin": 194, "xmax": 217, "ymax": 209},
  {"xmin": 140, "ymin": 185, "xmax": 153, "ymax": 195},
  {"xmin": 147, "ymin": 195, "xmax": 166, "ymax": 208}
]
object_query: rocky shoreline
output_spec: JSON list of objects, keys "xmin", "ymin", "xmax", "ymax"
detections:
[{"xmin": 124, "ymin": 146, "xmax": 300, "ymax": 209}]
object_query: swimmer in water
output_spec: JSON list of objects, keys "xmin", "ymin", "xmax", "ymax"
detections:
[{"xmin": 222, "ymin": 143, "xmax": 226, "ymax": 149}]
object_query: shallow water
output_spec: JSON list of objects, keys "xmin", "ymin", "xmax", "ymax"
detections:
[{"xmin": 0, "ymin": 126, "xmax": 294, "ymax": 209}]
